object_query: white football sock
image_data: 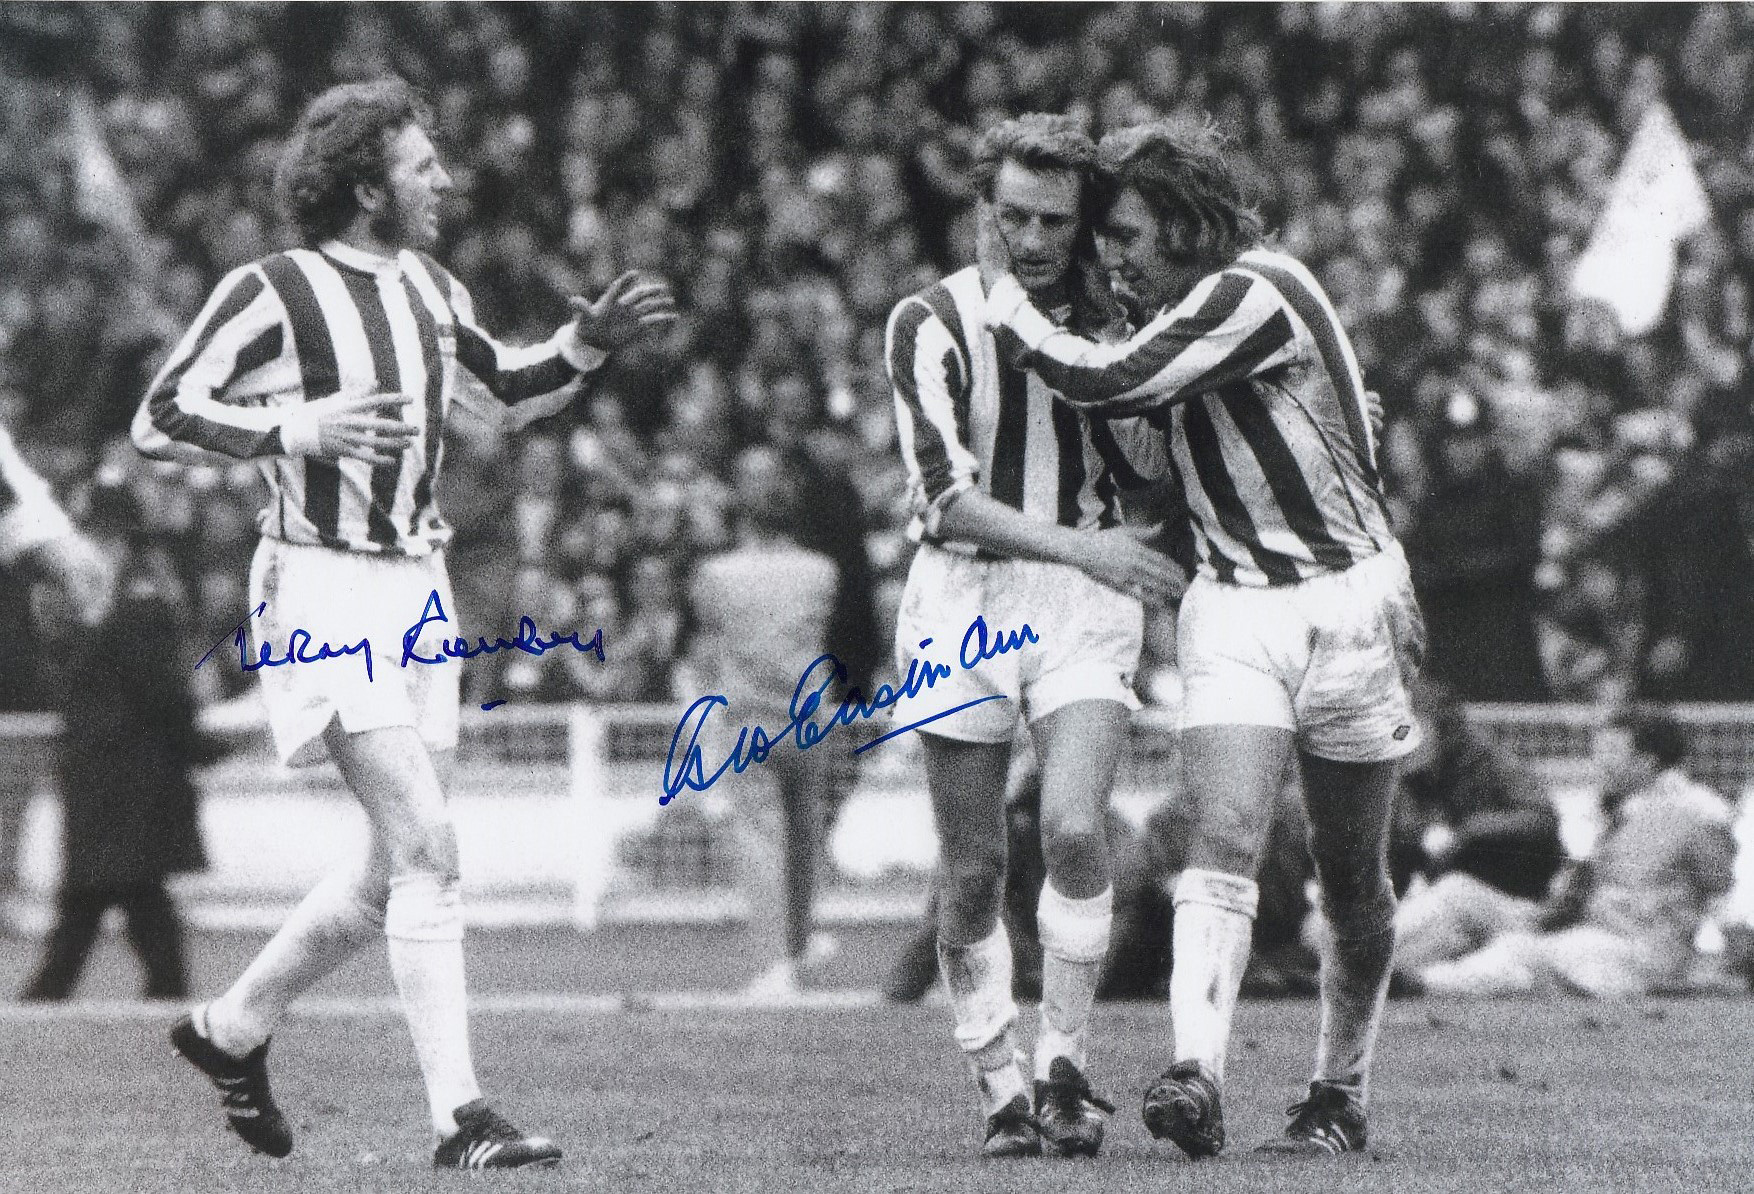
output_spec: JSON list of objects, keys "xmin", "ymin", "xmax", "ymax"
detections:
[
  {"xmin": 385, "ymin": 872, "xmax": 480, "ymax": 1136},
  {"xmin": 1169, "ymin": 868, "xmax": 1258, "ymax": 1083},
  {"xmin": 1034, "ymin": 882, "xmax": 1113, "ymax": 1080},
  {"xmin": 1314, "ymin": 882, "xmax": 1397, "ymax": 1107},
  {"xmin": 938, "ymin": 919, "xmax": 1026, "ymax": 1117},
  {"xmin": 205, "ymin": 866, "xmax": 385, "ymax": 1057}
]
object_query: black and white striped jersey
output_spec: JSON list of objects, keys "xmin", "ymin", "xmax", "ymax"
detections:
[
  {"xmin": 133, "ymin": 239, "xmax": 603, "ymax": 556},
  {"xmin": 987, "ymin": 248, "xmax": 1396, "ymax": 587},
  {"xmin": 886, "ymin": 266, "xmax": 1144, "ymax": 554}
]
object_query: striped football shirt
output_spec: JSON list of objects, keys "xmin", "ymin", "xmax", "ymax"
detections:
[
  {"xmin": 886, "ymin": 266, "xmax": 1145, "ymax": 553},
  {"xmin": 987, "ymin": 247, "xmax": 1395, "ymax": 587},
  {"xmin": 133, "ymin": 239, "xmax": 604, "ymax": 556}
]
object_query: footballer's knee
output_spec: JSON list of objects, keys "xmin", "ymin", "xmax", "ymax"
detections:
[
  {"xmin": 938, "ymin": 847, "xmax": 1006, "ymax": 929},
  {"xmin": 1187, "ymin": 815, "xmax": 1263, "ymax": 878},
  {"xmin": 1039, "ymin": 806, "xmax": 1107, "ymax": 885},
  {"xmin": 384, "ymin": 815, "xmax": 460, "ymax": 884},
  {"xmin": 1318, "ymin": 862, "xmax": 1395, "ymax": 937}
]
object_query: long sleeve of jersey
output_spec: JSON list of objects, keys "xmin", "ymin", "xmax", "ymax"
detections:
[
  {"xmin": 985, "ymin": 269, "xmax": 1300, "ymax": 417},
  {"xmin": 132, "ymin": 264, "xmax": 303, "ymax": 465},
  {"xmin": 886, "ymin": 293, "xmax": 981, "ymax": 535}
]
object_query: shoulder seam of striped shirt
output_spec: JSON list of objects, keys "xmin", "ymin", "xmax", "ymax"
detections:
[
  {"xmin": 886, "ymin": 265, "xmax": 1132, "ymax": 556},
  {"xmin": 988, "ymin": 248, "xmax": 1395, "ymax": 587},
  {"xmin": 132, "ymin": 243, "xmax": 606, "ymax": 556}
]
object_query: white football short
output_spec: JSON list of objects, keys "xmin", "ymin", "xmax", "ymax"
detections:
[
  {"xmin": 1177, "ymin": 541, "xmax": 1424, "ymax": 763},
  {"xmin": 892, "ymin": 544, "xmax": 1143, "ymax": 744},
  {"xmin": 245, "ymin": 537, "xmax": 461, "ymax": 768}
]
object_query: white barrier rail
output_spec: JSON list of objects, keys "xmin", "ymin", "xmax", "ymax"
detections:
[{"xmin": 3, "ymin": 702, "xmax": 1750, "ymax": 929}]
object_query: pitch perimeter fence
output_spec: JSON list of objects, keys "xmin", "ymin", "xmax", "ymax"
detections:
[{"xmin": 2, "ymin": 703, "xmax": 1751, "ymax": 929}]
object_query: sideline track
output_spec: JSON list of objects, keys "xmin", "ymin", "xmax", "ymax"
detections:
[{"xmin": 0, "ymin": 987, "xmax": 889, "ymax": 1021}]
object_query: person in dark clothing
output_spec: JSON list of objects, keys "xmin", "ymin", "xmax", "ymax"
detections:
[
  {"xmin": 1406, "ymin": 392, "xmax": 1548, "ymax": 700},
  {"xmin": 1389, "ymin": 678, "xmax": 1565, "ymax": 901},
  {"xmin": 21, "ymin": 483, "xmax": 213, "ymax": 1000},
  {"xmin": 1632, "ymin": 425, "xmax": 1754, "ymax": 702}
]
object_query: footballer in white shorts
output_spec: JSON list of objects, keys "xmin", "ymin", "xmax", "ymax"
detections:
[
  {"xmin": 893, "ymin": 543, "xmax": 1145, "ymax": 744},
  {"xmin": 246, "ymin": 537, "xmax": 462, "ymax": 768},
  {"xmin": 1176, "ymin": 541, "xmax": 1424, "ymax": 763}
]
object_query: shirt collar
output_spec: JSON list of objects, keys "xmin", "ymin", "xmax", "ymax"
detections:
[{"xmin": 319, "ymin": 239, "xmax": 404, "ymax": 278}]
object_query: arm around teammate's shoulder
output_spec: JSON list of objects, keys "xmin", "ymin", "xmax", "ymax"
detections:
[{"xmin": 984, "ymin": 269, "xmax": 1297, "ymax": 415}]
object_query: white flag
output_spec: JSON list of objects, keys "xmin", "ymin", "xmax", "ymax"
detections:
[{"xmin": 1570, "ymin": 101, "xmax": 1711, "ymax": 337}]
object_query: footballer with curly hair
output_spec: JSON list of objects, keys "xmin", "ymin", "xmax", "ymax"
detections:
[{"xmin": 137, "ymin": 76, "xmax": 675, "ymax": 1169}]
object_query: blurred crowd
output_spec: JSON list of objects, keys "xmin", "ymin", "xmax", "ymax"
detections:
[{"xmin": 2, "ymin": 2, "xmax": 1753, "ymax": 712}]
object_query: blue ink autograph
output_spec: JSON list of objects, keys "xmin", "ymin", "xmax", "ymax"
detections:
[
  {"xmin": 196, "ymin": 591, "xmax": 606, "ymax": 688},
  {"xmin": 661, "ymin": 615, "xmax": 1039, "ymax": 806}
]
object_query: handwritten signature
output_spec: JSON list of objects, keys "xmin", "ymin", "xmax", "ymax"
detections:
[
  {"xmin": 661, "ymin": 615, "xmax": 1039, "ymax": 805},
  {"xmin": 196, "ymin": 590, "xmax": 606, "ymax": 684}
]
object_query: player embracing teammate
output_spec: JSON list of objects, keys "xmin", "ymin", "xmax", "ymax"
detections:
[{"xmin": 895, "ymin": 112, "xmax": 1423, "ymax": 1160}]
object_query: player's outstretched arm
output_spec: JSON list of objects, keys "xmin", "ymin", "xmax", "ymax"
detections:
[{"xmin": 567, "ymin": 270, "xmax": 679, "ymax": 353}]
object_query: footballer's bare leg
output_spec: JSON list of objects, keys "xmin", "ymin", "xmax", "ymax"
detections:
[
  {"xmin": 1145, "ymin": 723, "xmax": 1290, "ymax": 1158},
  {"xmin": 328, "ymin": 724, "xmax": 558, "ymax": 1167},
  {"xmin": 1027, "ymin": 700, "xmax": 1126, "ymax": 1155},
  {"xmin": 1256, "ymin": 751, "xmax": 1398, "ymax": 1157},
  {"xmin": 923, "ymin": 732, "xmax": 1037, "ymax": 1157}
]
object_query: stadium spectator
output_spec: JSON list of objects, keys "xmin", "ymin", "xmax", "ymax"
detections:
[
  {"xmin": 1405, "ymin": 390, "xmax": 1548, "ymax": 701},
  {"xmin": 1397, "ymin": 708, "xmax": 1738, "ymax": 999},
  {"xmin": 679, "ymin": 444, "xmax": 838, "ymax": 998},
  {"xmin": 0, "ymin": 421, "xmax": 109, "ymax": 931},
  {"xmin": 135, "ymin": 77, "xmax": 674, "ymax": 1170},
  {"xmin": 20, "ymin": 481, "xmax": 214, "ymax": 1002}
]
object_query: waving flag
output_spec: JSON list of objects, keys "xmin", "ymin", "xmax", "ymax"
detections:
[{"xmin": 1570, "ymin": 101, "xmax": 1712, "ymax": 337}]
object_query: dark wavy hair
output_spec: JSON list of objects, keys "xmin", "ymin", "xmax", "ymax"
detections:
[
  {"xmin": 274, "ymin": 77, "xmax": 431, "ymax": 247},
  {"xmin": 1095, "ymin": 118, "xmax": 1265, "ymax": 270}
]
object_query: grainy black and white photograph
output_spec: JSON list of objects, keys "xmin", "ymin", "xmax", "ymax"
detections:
[{"xmin": 1, "ymin": 2, "xmax": 1752, "ymax": 1191}]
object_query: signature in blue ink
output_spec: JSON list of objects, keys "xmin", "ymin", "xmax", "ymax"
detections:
[
  {"xmin": 196, "ymin": 602, "xmax": 376, "ymax": 680},
  {"xmin": 661, "ymin": 615, "xmax": 1039, "ymax": 806},
  {"xmin": 399, "ymin": 590, "xmax": 605, "ymax": 667},
  {"xmin": 196, "ymin": 591, "xmax": 606, "ymax": 686}
]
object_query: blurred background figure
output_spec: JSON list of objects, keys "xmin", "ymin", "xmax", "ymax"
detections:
[
  {"xmin": 1389, "ymin": 678, "xmax": 1565, "ymax": 901},
  {"xmin": 681, "ymin": 444, "xmax": 839, "ymax": 997},
  {"xmin": 1395, "ymin": 707, "xmax": 1737, "ymax": 999},
  {"xmin": 20, "ymin": 480, "xmax": 213, "ymax": 1001},
  {"xmin": 0, "ymin": 421, "xmax": 109, "ymax": 933},
  {"xmin": 1405, "ymin": 391, "xmax": 1547, "ymax": 701}
]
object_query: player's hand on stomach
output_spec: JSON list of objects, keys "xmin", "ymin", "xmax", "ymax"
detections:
[
  {"xmin": 282, "ymin": 391, "xmax": 418, "ymax": 464},
  {"xmin": 1074, "ymin": 527, "xmax": 1185, "ymax": 607},
  {"xmin": 569, "ymin": 270, "xmax": 679, "ymax": 351}
]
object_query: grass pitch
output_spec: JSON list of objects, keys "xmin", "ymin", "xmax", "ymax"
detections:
[{"xmin": 3, "ymin": 926, "xmax": 1750, "ymax": 1193}]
